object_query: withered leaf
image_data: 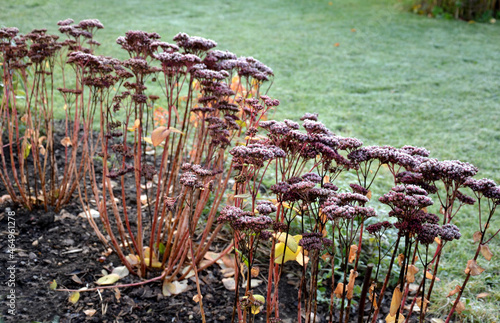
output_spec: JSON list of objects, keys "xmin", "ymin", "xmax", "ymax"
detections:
[
  {"xmin": 406, "ymin": 265, "xmax": 419, "ymax": 283},
  {"xmin": 151, "ymin": 126, "xmax": 170, "ymax": 147},
  {"xmin": 446, "ymin": 285, "xmax": 461, "ymax": 298},
  {"xmin": 464, "ymin": 259, "xmax": 485, "ymax": 276},
  {"xmin": 455, "ymin": 300, "xmax": 465, "ymax": 314},
  {"xmin": 348, "ymin": 244, "xmax": 358, "ymax": 263},
  {"xmin": 389, "ymin": 287, "xmax": 402, "ymax": 316},
  {"xmin": 346, "ymin": 269, "xmax": 358, "ymax": 300},
  {"xmin": 480, "ymin": 244, "xmax": 493, "ymax": 261},
  {"xmin": 473, "ymin": 231, "xmax": 482, "ymax": 243}
]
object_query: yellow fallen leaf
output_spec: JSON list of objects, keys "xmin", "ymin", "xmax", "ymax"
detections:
[
  {"xmin": 49, "ymin": 280, "xmax": 57, "ymax": 290},
  {"xmin": 96, "ymin": 273, "xmax": 121, "ymax": 285},
  {"xmin": 69, "ymin": 291, "xmax": 80, "ymax": 304},
  {"xmin": 476, "ymin": 292, "xmax": 490, "ymax": 298},
  {"xmin": 83, "ymin": 309, "xmax": 96, "ymax": 316}
]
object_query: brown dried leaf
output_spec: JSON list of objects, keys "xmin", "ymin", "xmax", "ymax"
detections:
[
  {"xmin": 333, "ymin": 282, "xmax": 344, "ymax": 298},
  {"xmin": 61, "ymin": 136, "xmax": 72, "ymax": 147},
  {"xmin": 476, "ymin": 292, "xmax": 490, "ymax": 298},
  {"xmin": 151, "ymin": 126, "xmax": 170, "ymax": 147},
  {"xmin": 406, "ymin": 265, "xmax": 419, "ymax": 283},
  {"xmin": 366, "ymin": 190, "xmax": 372, "ymax": 200},
  {"xmin": 465, "ymin": 259, "xmax": 485, "ymax": 276},
  {"xmin": 71, "ymin": 274, "xmax": 83, "ymax": 285},
  {"xmin": 455, "ymin": 300, "xmax": 465, "ymax": 314},
  {"xmin": 385, "ymin": 313, "xmax": 405, "ymax": 323},
  {"xmin": 473, "ymin": 231, "xmax": 482, "ymax": 243},
  {"xmin": 346, "ymin": 269, "xmax": 358, "ymax": 300},
  {"xmin": 446, "ymin": 285, "xmax": 461, "ymax": 298},
  {"xmin": 480, "ymin": 244, "xmax": 493, "ymax": 261},
  {"xmin": 425, "ymin": 271, "xmax": 440, "ymax": 281},
  {"xmin": 397, "ymin": 253, "xmax": 405, "ymax": 267},
  {"xmin": 416, "ymin": 297, "xmax": 430, "ymax": 313},
  {"xmin": 348, "ymin": 244, "xmax": 358, "ymax": 263},
  {"xmin": 251, "ymin": 266, "xmax": 260, "ymax": 277},
  {"xmin": 193, "ymin": 294, "xmax": 203, "ymax": 303},
  {"xmin": 389, "ymin": 287, "xmax": 402, "ymax": 316}
]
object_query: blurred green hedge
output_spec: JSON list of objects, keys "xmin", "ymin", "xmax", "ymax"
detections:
[{"xmin": 413, "ymin": 0, "xmax": 499, "ymax": 21}]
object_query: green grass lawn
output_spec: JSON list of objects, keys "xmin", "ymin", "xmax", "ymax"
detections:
[{"xmin": 2, "ymin": 0, "xmax": 499, "ymax": 320}]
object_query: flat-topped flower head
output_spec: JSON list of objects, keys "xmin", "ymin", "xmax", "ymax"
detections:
[
  {"xmin": 464, "ymin": 178, "xmax": 496, "ymax": 194},
  {"xmin": 57, "ymin": 18, "xmax": 74, "ymax": 26},
  {"xmin": 440, "ymin": 224, "xmax": 461, "ymax": 241},
  {"xmin": 256, "ymin": 200, "xmax": 277, "ymax": 215},
  {"xmin": 417, "ymin": 159, "xmax": 478, "ymax": 183},
  {"xmin": 300, "ymin": 113, "xmax": 318, "ymax": 121},
  {"xmin": 417, "ymin": 223, "xmax": 442, "ymax": 245},
  {"xmin": 299, "ymin": 232, "xmax": 332, "ymax": 251},
  {"xmin": 78, "ymin": 19, "xmax": 104, "ymax": 31},
  {"xmin": 367, "ymin": 221, "xmax": 393, "ymax": 234},
  {"xmin": 173, "ymin": 32, "xmax": 217, "ymax": 53}
]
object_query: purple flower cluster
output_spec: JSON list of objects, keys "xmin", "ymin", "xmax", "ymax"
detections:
[
  {"xmin": 440, "ymin": 224, "xmax": 461, "ymax": 241},
  {"xmin": 366, "ymin": 221, "xmax": 393, "ymax": 234},
  {"xmin": 236, "ymin": 56, "xmax": 274, "ymax": 81},
  {"xmin": 217, "ymin": 206, "xmax": 272, "ymax": 233},
  {"xmin": 417, "ymin": 223, "xmax": 442, "ymax": 245},
  {"xmin": 348, "ymin": 145, "xmax": 419, "ymax": 170},
  {"xmin": 230, "ymin": 143, "xmax": 285, "ymax": 168},
  {"xmin": 116, "ymin": 30, "xmax": 160, "ymax": 58},
  {"xmin": 417, "ymin": 159, "xmax": 478, "ymax": 183},
  {"xmin": 298, "ymin": 232, "xmax": 333, "ymax": 251},
  {"xmin": 173, "ymin": 32, "xmax": 217, "ymax": 54},
  {"xmin": 256, "ymin": 200, "xmax": 277, "ymax": 215},
  {"xmin": 379, "ymin": 185, "xmax": 433, "ymax": 210}
]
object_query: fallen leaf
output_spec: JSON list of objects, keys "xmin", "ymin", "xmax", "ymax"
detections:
[
  {"xmin": 334, "ymin": 42, "xmax": 340, "ymax": 47},
  {"xmin": 250, "ymin": 279, "xmax": 263, "ymax": 288},
  {"xmin": 430, "ymin": 319, "xmax": 445, "ymax": 323},
  {"xmin": 251, "ymin": 294, "xmax": 265, "ymax": 314},
  {"xmin": 71, "ymin": 274, "xmax": 83, "ymax": 285},
  {"xmin": 251, "ymin": 266, "xmax": 260, "ymax": 277},
  {"xmin": 69, "ymin": 291, "xmax": 80, "ymax": 304},
  {"xmin": 476, "ymin": 292, "xmax": 490, "ymax": 298},
  {"xmin": 112, "ymin": 266, "xmax": 129, "ymax": 278},
  {"xmin": 446, "ymin": 285, "xmax": 461, "ymax": 298},
  {"xmin": 49, "ymin": 280, "xmax": 57, "ymax": 290},
  {"xmin": 389, "ymin": 287, "xmax": 402, "ymax": 316},
  {"xmin": 83, "ymin": 309, "xmax": 96, "ymax": 316},
  {"xmin": 480, "ymin": 244, "xmax": 493, "ymax": 261},
  {"xmin": 96, "ymin": 273, "xmax": 121, "ymax": 285},
  {"xmin": 465, "ymin": 259, "xmax": 484, "ymax": 276},
  {"xmin": 162, "ymin": 280, "xmax": 188, "ymax": 296},
  {"xmin": 348, "ymin": 245, "xmax": 358, "ymax": 263},
  {"xmin": 193, "ymin": 294, "xmax": 203, "ymax": 303},
  {"xmin": 455, "ymin": 300, "xmax": 465, "ymax": 314},
  {"xmin": 113, "ymin": 287, "xmax": 121, "ymax": 301},
  {"xmin": 222, "ymin": 278, "xmax": 236, "ymax": 291}
]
